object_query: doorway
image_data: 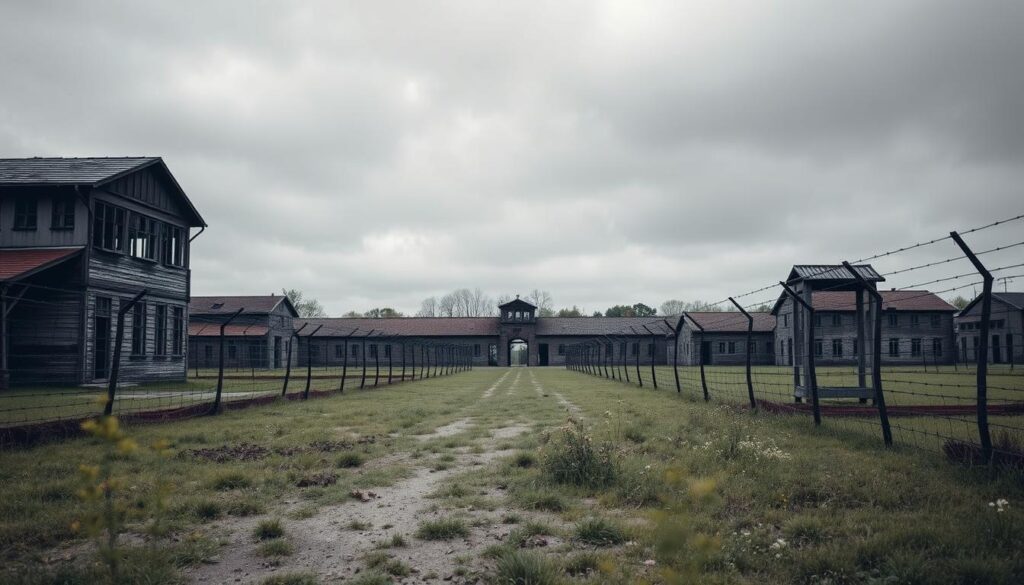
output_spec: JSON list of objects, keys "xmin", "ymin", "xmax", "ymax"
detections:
[
  {"xmin": 538, "ymin": 343, "xmax": 549, "ymax": 366},
  {"xmin": 93, "ymin": 297, "xmax": 112, "ymax": 379},
  {"xmin": 701, "ymin": 341, "xmax": 712, "ymax": 366},
  {"xmin": 274, "ymin": 336, "xmax": 282, "ymax": 369},
  {"xmin": 509, "ymin": 339, "xmax": 528, "ymax": 366}
]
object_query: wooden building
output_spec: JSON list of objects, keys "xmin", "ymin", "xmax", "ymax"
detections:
[
  {"xmin": 0, "ymin": 157, "xmax": 205, "ymax": 387},
  {"xmin": 188, "ymin": 295, "xmax": 298, "ymax": 370},
  {"xmin": 674, "ymin": 311, "xmax": 777, "ymax": 366},
  {"xmin": 955, "ymin": 292, "xmax": 1023, "ymax": 364},
  {"xmin": 772, "ymin": 265, "xmax": 958, "ymax": 368}
]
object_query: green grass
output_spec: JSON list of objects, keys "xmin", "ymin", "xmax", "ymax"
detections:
[
  {"xmin": 2, "ymin": 367, "xmax": 1024, "ymax": 584},
  {"xmin": 253, "ymin": 519, "xmax": 285, "ymax": 540},
  {"xmin": 415, "ymin": 518, "xmax": 469, "ymax": 540},
  {"xmin": 573, "ymin": 517, "xmax": 627, "ymax": 546}
]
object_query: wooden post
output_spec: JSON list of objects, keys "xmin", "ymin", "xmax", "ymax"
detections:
[
  {"xmin": 950, "ymin": 232, "xmax": 994, "ymax": 464},
  {"xmin": 373, "ymin": 335, "xmax": 381, "ymax": 387},
  {"xmin": 642, "ymin": 325, "xmax": 658, "ymax": 389},
  {"xmin": 105, "ymin": 290, "xmax": 148, "ymax": 416},
  {"xmin": 339, "ymin": 329, "xmax": 354, "ymax": 392},
  {"xmin": 283, "ymin": 323, "xmax": 306, "ymax": 396},
  {"xmin": 387, "ymin": 338, "xmax": 394, "ymax": 384},
  {"xmin": 780, "ymin": 282, "xmax": 820, "ymax": 426},
  {"xmin": 302, "ymin": 325, "xmax": 323, "ymax": 399},
  {"xmin": 843, "ymin": 262, "xmax": 892, "ymax": 446},
  {"xmin": 665, "ymin": 318, "xmax": 683, "ymax": 393},
  {"xmin": 684, "ymin": 313, "xmax": 709, "ymax": 401},
  {"xmin": 630, "ymin": 328, "xmax": 643, "ymax": 387},
  {"xmin": 400, "ymin": 341, "xmax": 406, "ymax": 382},
  {"xmin": 360, "ymin": 329, "xmax": 373, "ymax": 389},
  {"xmin": 729, "ymin": 298, "xmax": 757, "ymax": 409}
]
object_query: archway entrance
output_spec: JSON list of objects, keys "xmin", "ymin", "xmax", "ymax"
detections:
[{"xmin": 509, "ymin": 339, "xmax": 529, "ymax": 367}]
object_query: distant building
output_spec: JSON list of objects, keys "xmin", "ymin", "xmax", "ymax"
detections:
[
  {"xmin": 675, "ymin": 312, "xmax": 776, "ymax": 366},
  {"xmin": 0, "ymin": 157, "xmax": 205, "ymax": 387},
  {"xmin": 772, "ymin": 264, "xmax": 958, "ymax": 366},
  {"xmin": 188, "ymin": 295, "xmax": 298, "ymax": 370},
  {"xmin": 955, "ymin": 292, "xmax": 1023, "ymax": 364}
]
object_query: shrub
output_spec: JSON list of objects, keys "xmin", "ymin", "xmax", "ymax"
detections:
[
  {"xmin": 508, "ymin": 520, "xmax": 555, "ymax": 548},
  {"xmin": 365, "ymin": 551, "xmax": 411, "ymax": 576},
  {"xmin": 253, "ymin": 519, "xmax": 285, "ymax": 541},
  {"xmin": 516, "ymin": 488, "xmax": 568, "ymax": 513},
  {"xmin": 494, "ymin": 550, "xmax": 561, "ymax": 585},
  {"xmin": 416, "ymin": 518, "xmax": 469, "ymax": 540},
  {"xmin": 564, "ymin": 552, "xmax": 601, "ymax": 576},
  {"xmin": 193, "ymin": 500, "xmax": 222, "ymax": 520},
  {"xmin": 210, "ymin": 471, "xmax": 253, "ymax": 491},
  {"xmin": 260, "ymin": 573, "xmax": 318, "ymax": 585},
  {"xmin": 613, "ymin": 460, "xmax": 663, "ymax": 507},
  {"xmin": 258, "ymin": 538, "xmax": 294, "ymax": 557},
  {"xmin": 225, "ymin": 499, "xmax": 263, "ymax": 517},
  {"xmin": 513, "ymin": 452, "xmax": 537, "ymax": 468},
  {"xmin": 336, "ymin": 452, "xmax": 365, "ymax": 468},
  {"xmin": 574, "ymin": 517, "xmax": 627, "ymax": 546},
  {"xmin": 347, "ymin": 519, "xmax": 371, "ymax": 531},
  {"xmin": 541, "ymin": 419, "xmax": 615, "ymax": 488},
  {"xmin": 624, "ymin": 428, "xmax": 647, "ymax": 444}
]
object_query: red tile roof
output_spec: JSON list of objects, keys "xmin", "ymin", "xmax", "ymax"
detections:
[
  {"xmin": 0, "ymin": 247, "xmax": 82, "ymax": 282},
  {"xmin": 685, "ymin": 312, "xmax": 776, "ymax": 333},
  {"xmin": 535, "ymin": 317, "xmax": 675, "ymax": 336},
  {"xmin": 189, "ymin": 295, "xmax": 296, "ymax": 316},
  {"xmin": 813, "ymin": 290, "xmax": 956, "ymax": 312},
  {"xmin": 296, "ymin": 318, "xmax": 500, "ymax": 337},
  {"xmin": 188, "ymin": 323, "xmax": 269, "ymax": 337}
]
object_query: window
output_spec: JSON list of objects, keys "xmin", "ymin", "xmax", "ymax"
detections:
[
  {"xmin": 852, "ymin": 339, "xmax": 859, "ymax": 355},
  {"xmin": 128, "ymin": 213, "xmax": 158, "ymax": 260},
  {"xmin": 889, "ymin": 338, "xmax": 900, "ymax": 357},
  {"xmin": 783, "ymin": 314, "xmax": 789, "ymax": 327},
  {"xmin": 172, "ymin": 307, "xmax": 184, "ymax": 355},
  {"xmin": 351, "ymin": 344, "xmax": 359, "ymax": 357},
  {"xmin": 647, "ymin": 343, "xmax": 654, "ymax": 356},
  {"xmin": 910, "ymin": 314, "xmax": 920, "ymax": 328},
  {"xmin": 930, "ymin": 314, "xmax": 941, "ymax": 328},
  {"xmin": 51, "ymin": 195, "xmax": 75, "ymax": 229},
  {"xmin": 911, "ymin": 338, "xmax": 922, "ymax": 357},
  {"xmin": 832, "ymin": 338, "xmax": 843, "ymax": 357},
  {"xmin": 228, "ymin": 344, "xmax": 237, "ymax": 359},
  {"xmin": 131, "ymin": 303, "xmax": 146, "ymax": 355},
  {"xmin": 249, "ymin": 344, "xmax": 262, "ymax": 366},
  {"xmin": 727, "ymin": 341, "xmax": 736, "ymax": 354},
  {"xmin": 154, "ymin": 304, "xmax": 167, "ymax": 355},
  {"xmin": 558, "ymin": 344, "xmax": 566, "ymax": 356},
  {"xmin": 718, "ymin": 342, "xmax": 726, "ymax": 353},
  {"xmin": 993, "ymin": 319, "xmax": 1005, "ymax": 329},
  {"xmin": 813, "ymin": 314, "xmax": 822, "ymax": 327},
  {"xmin": 620, "ymin": 342, "xmax": 627, "ymax": 357},
  {"xmin": 474, "ymin": 344, "xmax": 481, "ymax": 357},
  {"xmin": 932, "ymin": 338, "xmax": 943, "ymax": 357},
  {"xmin": 887, "ymin": 313, "xmax": 898, "ymax": 328},
  {"xmin": 13, "ymin": 198, "xmax": 37, "ymax": 230},
  {"xmin": 766, "ymin": 341, "xmax": 773, "ymax": 355},
  {"xmin": 631, "ymin": 342, "xmax": 639, "ymax": 356},
  {"xmin": 161, "ymin": 223, "xmax": 186, "ymax": 267},
  {"xmin": 606, "ymin": 343, "xmax": 613, "ymax": 355},
  {"xmin": 748, "ymin": 341, "xmax": 756, "ymax": 353},
  {"xmin": 93, "ymin": 201, "xmax": 126, "ymax": 252},
  {"xmin": 369, "ymin": 344, "xmax": 378, "ymax": 358},
  {"xmin": 814, "ymin": 339, "xmax": 823, "ymax": 357},
  {"xmin": 335, "ymin": 345, "xmax": 345, "ymax": 359},
  {"xmin": 832, "ymin": 314, "xmax": 842, "ymax": 327},
  {"xmin": 384, "ymin": 344, "xmax": 392, "ymax": 358},
  {"xmin": 204, "ymin": 345, "xmax": 213, "ymax": 361}
]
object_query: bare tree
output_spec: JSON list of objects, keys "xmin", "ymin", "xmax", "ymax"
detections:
[
  {"xmin": 417, "ymin": 296, "xmax": 439, "ymax": 317},
  {"xmin": 438, "ymin": 292, "xmax": 457, "ymax": 317},
  {"xmin": 527, "ymin": 289, "xmax": 554, "ymax": 317},
  {"xmin": 283, "ymin": 288, "xmax": 328, "ymax": 318},
  {"xmin": 660, "ymin": 299, "xmax": 724, "ymax": 314}
]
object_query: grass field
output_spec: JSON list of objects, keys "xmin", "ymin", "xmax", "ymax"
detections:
[{"xmin": 1, "ymin": 367, "xmax": 1022, "ymax": 584}]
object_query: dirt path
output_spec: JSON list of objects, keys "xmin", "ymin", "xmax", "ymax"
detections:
[
  {"xmin": 186, "ymin": 368, "xmax": 535, "ymax": 584},
  {"xmin": 531, "ymin": 370, "xmax": 583, "ymax": 419}
]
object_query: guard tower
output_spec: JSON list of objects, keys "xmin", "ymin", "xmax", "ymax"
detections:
[
  {"xmin": 498, "ymin": 296, "xmax": 537, "ymax": 366},
  {"xmin": 777, "ymin": 264, "xmax": 885, "ymax": 402}
]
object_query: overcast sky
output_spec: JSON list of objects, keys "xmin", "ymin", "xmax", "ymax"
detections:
[{"xmin": 2, "ymin": 1, "xmax": 1022, "ymax": 315}]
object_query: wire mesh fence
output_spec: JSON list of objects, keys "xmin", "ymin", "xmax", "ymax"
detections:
[
  {"xmin": 565, "ymin": 214, "xmax": 1024, "ymax": 469},
  {"xmin": 0, "ymin": 291, "xmax": 474, "ymax": 445}
]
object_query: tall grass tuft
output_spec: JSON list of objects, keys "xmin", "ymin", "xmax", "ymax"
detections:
[
  {"xmin": 493, "ymin": 550, "xmax": 561, "ymax": 585},
  {"xmin": 540, "ymin": 419, "xmax": 615, "ymax": 488}
]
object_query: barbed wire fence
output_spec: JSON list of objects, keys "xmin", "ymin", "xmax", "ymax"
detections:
[
  {"xmin": 566, "ymin": 213, "xmax": 1024, "ymax": 469},
  {"xmin": 0, "ymin": 293, "xmax": 474, "ymax": 446}
]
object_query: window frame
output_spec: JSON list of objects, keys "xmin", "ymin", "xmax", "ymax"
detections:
[
  {"xmin": 171, "ymin": 307, "xmax": 184, "ymax": 356},
  {"xmin": 51, "ymin": 195, "xmax": 75, "ymax": 230},
  {"xmin": 13, "ymin": 198, "xmax": 38, "ymax": 230},
  {"xmin": 131, "ymin": 302, "xmax": 147, "ymax": 356},
  {"xmin": 153, "ymin": 304, "xmax": 167, "ymax": 356},
  {"xmin": 93, "ymin": 201, "xmax": 127, "ymax": 253}
]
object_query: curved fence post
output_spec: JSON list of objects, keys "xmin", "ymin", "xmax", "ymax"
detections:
[
  {"xmin": 642, "ymin": 325, "xmax": 658, "ymax": 389},
  {"xmin": 303, "ymin": 324, "xmax": 323, "ymax": 399},
  {"xmin": 843, "ymin": 261, "xmax": 892, "ymax": 447},
  {"xmin": 950, "ymin": 232, "xmax": 994, "ymax": 464},
  {"xmin": 105, "ymin": 289, "xmax": 148, "ymax": 416},
  {"xmin": 283, "ymin": 323, "xmax": 306, "ymax": 396},
  {"xmin": 665, "ymin": 317, "xmax": 683, "ymax": 393},
  {"xmin": 729, "ymin": 298, "xmax": 756, "ymax": 409},
  {"xmin": 684, "ymin": 313, "xmax": 710, "ymax": 401}
]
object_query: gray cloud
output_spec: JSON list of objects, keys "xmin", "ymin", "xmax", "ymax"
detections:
[{"xmin": 2, "ymin": 1, "xmax": 1022, "ymax": 314}]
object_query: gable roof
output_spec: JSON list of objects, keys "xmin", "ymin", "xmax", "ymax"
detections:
[
  {"xmin": 295, "ymin": 317, "xmax": 500, "ymax": 337},
  {"xmin": 189, "ymin": 295, "xmax": 298, "ymax": 317},
  {"xmin": 0, "ymin": 247, "xmax": 83, "ymax": 283},
  {"xmin": 0, "ymin": 157, "xmax": 206, "ymax": 227},
  {"xmin": 775, "ymin": 289, "xmax": 957, "ymax": 314},
  {"xmin": 684, "ymin": 312, "xmax": 776, "ymax": 333},
  {"xmin": 958, "ymin": 291, "xmax": 1024, "ymax": 316},
  {"xmin": 787, "ymin": 264, "xmax": 884, "ymax": 283},
  {"xmin": 535, "ymin": 317, "xmax": 675, "ymax": 336},
  {"xmin": 499, "ymin": 297, "xmax": 537, "ymax": 311}
]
